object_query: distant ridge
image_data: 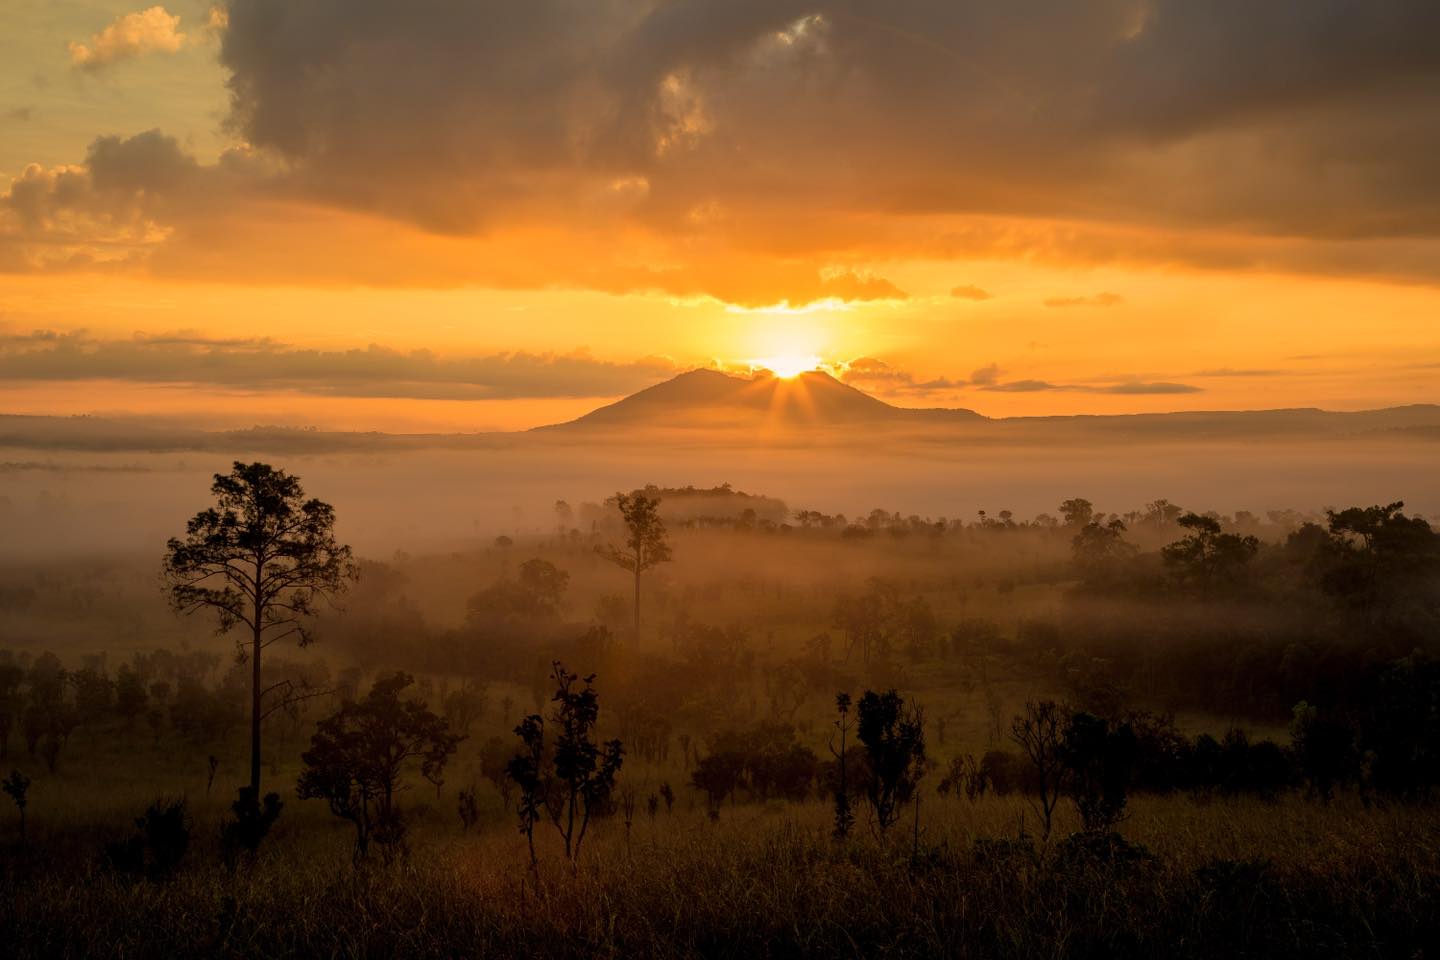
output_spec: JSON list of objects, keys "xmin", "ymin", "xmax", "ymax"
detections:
[
  {"xmin": 532, "ymin": 369, "xmax": 1440, "ymax": 438},
  {"xmin": 1, "ymin": 382, "xmax": 1438, "ymax": 453},
  {"xmin": 534, "ymin": 368, "xmax": 986, "ymax": 430}
]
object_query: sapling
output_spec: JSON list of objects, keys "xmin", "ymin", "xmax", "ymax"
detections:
[
  {"xmin": 505, "ymin": 662, "xmax": 624, "ymax": 863},
  {"xmin": 830, "ymin": 692, "xmax": 855, "ymax": 840},
  {"xmin": 3, "ymin": 769, "xmax": 29, "ymax": 843},
  {"xmin": 856, "ymin": 690, "xmax": 927, "ymax": 834},
  {"xmin": 457, "ymin": 788, "xmax": 479, "ymax": 832}
]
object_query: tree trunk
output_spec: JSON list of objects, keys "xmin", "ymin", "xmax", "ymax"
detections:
[
  {"xmin": 250, "ymin": 589, "xmax": 263, "ymax": 797},
  {"xmin": 566, "ymin": 784, "xmax": 577, "ymax": 859},
  {"xmin": 633, "ymin": 561, "xmax": 642, "ymax": 650}
]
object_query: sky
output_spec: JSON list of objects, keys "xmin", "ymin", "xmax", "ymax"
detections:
[{"xmin": 1, "ymin": 0, "xmax": 1438, "ymax": 432}]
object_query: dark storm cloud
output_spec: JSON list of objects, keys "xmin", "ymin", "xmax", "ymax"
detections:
[
  {"xmin": 213, "ymin": 0, "xmax": 1440, "ymax": 239},
  {"xmin": 0, "ymin": 330, "xmax": 679, "ymax": 400},
  {"xmin": 8, "ymin": 2, "xmax": 1440, "ymax": 288}
]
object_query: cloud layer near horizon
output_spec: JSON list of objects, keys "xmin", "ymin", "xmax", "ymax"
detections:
[
  {"xmin": 0, "ymin": 330, "xmax": 680, "ymax": 400},
  {"xmin": 838, "ymin": 357, "xmax": 1201, "ymax": 399},
  {"xmin": 5, "ymin": 1, "xmax": 1440, "ymax": 302}
]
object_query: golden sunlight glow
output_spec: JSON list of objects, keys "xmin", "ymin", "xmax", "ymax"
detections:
[{"xmin": 752, "ymin": 354, "xmax": 823, "ymax": 379}]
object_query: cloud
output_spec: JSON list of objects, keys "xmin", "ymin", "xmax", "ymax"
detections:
[
  {"xmin": 841, "ymin": 357, "xmax": 912, "ymax": 384},
  {"xmin": 69, "ymin": 7, "xmax": 187, "ymax": 70},
  {"xmin": 965, "ymin": 362, "xmax": 1199, "ymax": 394},
  {"xmin": 4, "ymin": 107, "xmax": 34, "ymax": 123},
  {"xmin": 1191, "ymin": 368, "xmax": 1288, "ymax": 378},
  {"xmin": 0, "ymin": 329, "xmax": 680, "ymax": 400},
  {"xmin": 7, "ymin": 1, "xmax": 1440, "ymax": 292},
  {"xmin": 839, "ymin": 356, "xmax": 963, "ymax": 399},
  {"xmin": 840, "ymin": 355, "xmax": 1201, "ymax": 400},
  {"xmin": 1098, "ymin": 381, "xmax": 1202, "ymax": 395},
  {"xmin": 969, "ymin": 363, "xmax": 1001, "ymax": 386},
  {"xmin": 950, "ymin": 284, "xmax": 993, "ymax": 301},
  {"xmin": 213, "ymin": 0, "xmax": 1440, "ymax": 243},
  {"xmin": 0, "ymin": 129, "xmax": 905, "ymax": 306},
  {"xmin": 0, "ymin": 130, "xmax": 229, "ymax": 272},
  {"xmin": 1043, "ymin": 292, "xmax": 1125, "ymax": 308},
  {"xmin": 814, "ymin": 270, "xmax": 907, "ymax": 302},
  {"xmin": 980, "ymin": 377, "xmax": 1199, "ymax": 395}
]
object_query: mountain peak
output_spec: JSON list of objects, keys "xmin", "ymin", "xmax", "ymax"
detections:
[{"xmin": 536, "ymin": 368, "xmax": 983, "ymax": 431}]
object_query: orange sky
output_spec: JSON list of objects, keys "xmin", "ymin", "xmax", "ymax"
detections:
[{"xmin": 2, "ymin": 1, "xmax": 1438, "ymax": 431}]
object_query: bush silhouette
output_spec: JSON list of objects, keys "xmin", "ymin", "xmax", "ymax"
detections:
[
  {"xmin": 855, "ymin": 689, "xmax": 927, "ymax": 833},
  {"xmin": 105, "ymin": 798, "xmax": 190, "ymax": 881}
]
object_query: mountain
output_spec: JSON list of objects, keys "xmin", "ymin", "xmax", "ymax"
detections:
[
  {"xmin": 2, "ymin": 378, "xmax": 1438, "ymax": 453},
  {"xmin": 535, "ymin": 368, "xmax": 985, "ymax": 431},
  {"xmin": 535, "ymin": 369, "xmax": 1440, "ymax": 439}
]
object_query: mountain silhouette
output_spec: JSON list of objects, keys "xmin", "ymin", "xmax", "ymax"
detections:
[
  {"xmin": 4, "ymin": 381, "xmax": 1438, "ymax": 452},
  {"xmin": 535, "ymin": 369, "xmax": 1440, "ymax": 438},
  {"xmin": 536, "ymin": 368, "xmax": 984, "ymax": 430}
]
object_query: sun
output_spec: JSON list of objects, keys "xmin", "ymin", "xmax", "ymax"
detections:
[{"xmin": 752, "ymin": 354, "xmax": 823, "ymax": 378}]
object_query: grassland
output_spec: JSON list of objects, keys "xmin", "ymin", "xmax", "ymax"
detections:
[{"xmin": 3, "ymin": 761, "xmax": 1438, "ymax": 959}]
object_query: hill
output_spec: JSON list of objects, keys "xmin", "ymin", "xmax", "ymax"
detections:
[{"xmin": 534, "ymin": 368, "xmax": 985, "ymax": 431}]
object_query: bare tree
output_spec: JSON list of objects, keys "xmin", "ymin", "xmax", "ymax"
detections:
[
  {"xmin": 163, "ymin": 461, "xmax": 356, "ymax": 796},
  {"xmin": 599, "ymin": 493, "xmax": 672, "ymax": 647},
  {"xmin": 1010, "ymin": 700, "xmax": 1066, "ymax": 842}
]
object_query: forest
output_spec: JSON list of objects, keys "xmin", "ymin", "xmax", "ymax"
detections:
[{"xmin": 1, "ymin": 464, "xmax": 1439, "ymax": 958}]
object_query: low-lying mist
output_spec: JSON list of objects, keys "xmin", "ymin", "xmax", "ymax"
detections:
[{"xmin": 3, "ymin": 429, "xmax": 1437, "ymax": 560}]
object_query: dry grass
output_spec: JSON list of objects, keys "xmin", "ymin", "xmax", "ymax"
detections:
[{"xmin": 3, "ymin": 790, "xmax": 1438, "ymax": 959}]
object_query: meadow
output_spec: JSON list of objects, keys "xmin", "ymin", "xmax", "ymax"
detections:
[{"xmin": 2, "ymin": 478, "xmax": 1438, "ymax": 957}]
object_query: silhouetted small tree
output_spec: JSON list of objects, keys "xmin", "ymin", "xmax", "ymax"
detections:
[
  {"xmin": 1312, "ymin": 502, "xmax": 1440, "ymax": 624},
  {"xmin": 506, "ymin": 715, "xmax": 545, "ymax": 867},
  {"xmin": 1060, "ymin": 498, "xmax": 1095, "ymax": 528},
  {"xmin": 1358, "ymin": 653, "xmax": 1440, "ymax": 799},
  {"xmin": 830, "ymin": 692, "xmax": 855, "ymax": 839},
  {"xmin": 1059, "ymin": 712, "xmax": 1138, "ymax": 832},
  {"xmin": 1290, "ymin": 701, "xmax": 1359, "ymax": 802},
  {"xmin": 221, "ymin": 787, "xmax": 283, "ymax": 867},
  {"xmin": 480, "ymin": 735, "xmax": 515, "ymax": 809},
  {"xmin": 297, "ymin": 672, "xmax": 462, "ymax": 861},
  {"xmin": 600, "ymin": 493, "xmax": 672, "ymax": 646},
  {"xmin": 457, "ymin": 788, "xmax": 479, "ymax": 831},
  {"xmin": 691, "ymin": 750, "xmax": 744, "ymax": 812},
  {"xmin": 1010, "ymin": 700, "xmax": 1066, "ymax": 841},
  {"xmin": 938, "ymin": 753, "xmax": 990, "ymax": 801},
  {"xmin": 0, "ymin": 664, "xmax": 22, "ymax": 760},
  {"xmin": 505, "ymin": 662, "xmax": 624, "ymax": 862},
  {"xmin": 40, "ymin": 732, "xmax": 61, "ymax": 773},
  {"xmin": 3, "ymin": 769, "xmax": 29, "ymax": 843},
  {"xmin": 548, "ymin": 664, "xmax": 624, "ymax": 859},
  {"xmin": 114, "ymin": 665, "xmax": 148, "ymax": 728},
  {"xmin": 105, "ymin": 798, "xmax": 190, "ymax": 881},
  {"xmin": 1161, "ymin": 513, "xmax": 1259, "ymax": 598},
  {"xmin": 1072, "ymin": 519, "xmax": 1137, "ymax": 587},
  {"xmin": 856, "ymin": 689, "xmax": 927, "ymax": 833}
]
